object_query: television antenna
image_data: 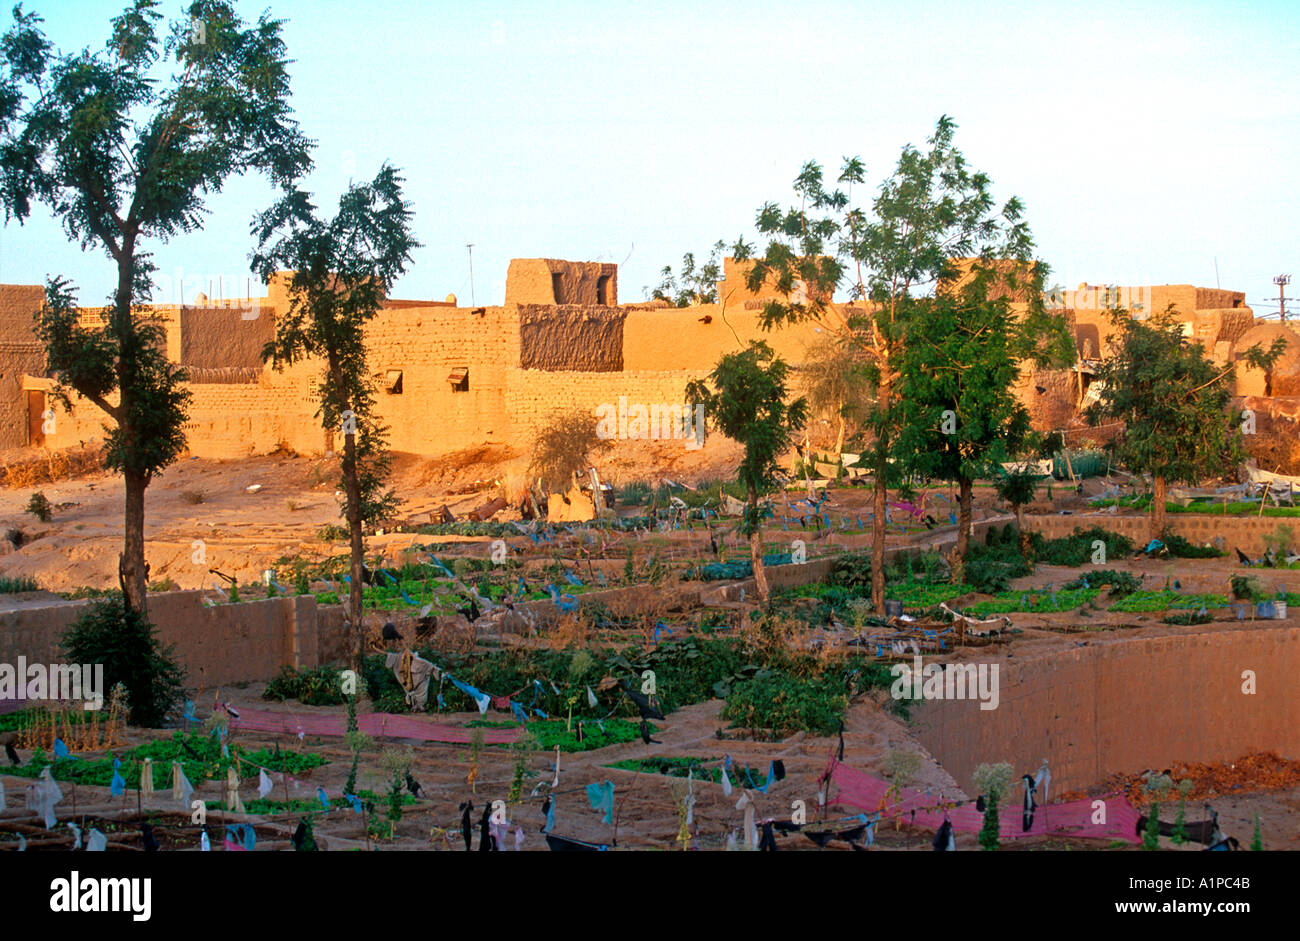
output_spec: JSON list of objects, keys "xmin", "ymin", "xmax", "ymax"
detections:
[{"xmin": 467, "ymin": 243, "xmax": 476, "ymax": 307}]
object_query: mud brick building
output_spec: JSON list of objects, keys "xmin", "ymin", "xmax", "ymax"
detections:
[{"xmin": 0, "ymin": 258, "xmax": 1296, "ymax": 458}]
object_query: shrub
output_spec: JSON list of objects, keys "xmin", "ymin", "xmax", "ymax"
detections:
[
  {"xmin": 263, "ymin": 665, "xmax": 346, "ymax": 706},
  {"xmin": 26, "ymin": 491, "xmax": 52, "ymax": 522},
  {"xmin": 963, "ymin": 541, "xmax": 1033, "ymax": 594},
  {"xmin": 1161, "ymin": 530, "xmax": 1223, "ymax": 559},
  {"xmin": 529, "ymin": 407, "xmax": 611, "ymax": 494},
  {"xmin": 1142, "ymin": 803, "xmax": 1161, "ymax": 851},
  {"xmin": 1029, "ymin": 527, "xmax": 1133, "ymax": 567},
  {"xmin": 1062, "ymin": 569, "xmax": 1142, "ymax": 597},
  {"xmin": 1261, "ymin": 524, "xmax": 1295, "ymax": 560},
  {"xmin": 614, "ymin": 480, "xmax": 654, "ymax": 506},
  {"xmin": 180, "ymin": 488, "xmax": 206, "ymax": 505},
  {"xmin": 0, "ymin": 575, "xmax": 39, "ymax": 593},
  {"xmin": 60, "ymin": 598, "xmax": 185, "ymax": 727},
  {"xmin": 1231, "ymin": 575, "xmax": 1263, "ymax": 602},
  {"xmin": 829, "ymin": 551, "xmax": 872, "ymax": 589},
  {"xmin": 979, "ymin": 789, "xmax": 1001, "ymax": 851},
  {"xmin": 722, "ymin": 672, "xmax": 847, "ymax": 737},
  {"xmin": 973, "ymin": 761, "xmax": 1013, "ymax": 852}
]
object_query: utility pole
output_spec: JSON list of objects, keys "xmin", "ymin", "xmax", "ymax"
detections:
[
  {"xmin": 1274, "ymin": 274, "xmax": 1290, "ymax": 322},
  {"xmin": 467, "ymin": 243, "xmax": 476, "ymax": 307}
]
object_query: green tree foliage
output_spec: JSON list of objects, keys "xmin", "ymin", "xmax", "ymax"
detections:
[
  {"xmin": 994, "ymin": 468, "xmax": 1040, "ymax": 553},
  {"xmin": 254, "ymin": 165, "xmax": 418, "ymax": 672},
  {"xmin": 686, "ymin": 341, "xmax": 807, "ymax": 601},
  {"xmin": 747, "ymin": 117, "xmax": 1033, "ymax": 610},
  {"xmin": 61, "ymin": 596, "xmax": 185, "ymax": 727},
  {"xmin": 1, "ymin": 1, "xmax": 313, "ymax": 614},
  {"xmin": 896, "ymin": 268, "xmax": 1072, "ymax": 581},
  {"xmin": 1087, "ymin": 306, "xmax": 1285, "ymax": 539},
  {"xmin": 649, "ymin": 240, "xmax": 726, "ymax": 306},
  {"xmin": 26, "ymin": 490, "xmax": 51, "ymax": 522},
  {"xmin": 1142, "ymin": 801, "xmax": 1162, "ymax": 850},
  {"xmin": 979, "ymin": 788, "xmax": 1001, "ymax": 851}
]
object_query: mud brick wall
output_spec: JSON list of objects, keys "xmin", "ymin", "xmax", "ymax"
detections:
[
  {"xmin": 314, "ymin": 604, "xmax": 350, "ymax": 666},
  {"xmin": 0, "ymin": 598, "xmax": 85, "ymax": 673},
  {"xmin": 506, "ymin": 259, "xmax": 617, "ymax": 306},
  {"xmin": 622, "ymin": 305, "xmax": 823, "ymax": 372},
  {"xmin": 518, "ymin": 305, "xmax": 624, "ymax": 371},
  {"xmin": 363, "ymin": 304, "xmax": 517, "ymax": 452},
  {"xmin": 504, "ymin": 369, "xmax": 704, "ymax": 439},
  {"xmin": 0, "ymin": 284, "xmax": 49, "ymax": 449},
  {"xmin": 1022, "ymin": 513, "xmax": 1295, "ymax": 558},
  {"xmin": 183, "ymin": 372, "xmax": 321, "ymax": 458},
  {"xmin": 911, "ymin": 626, "xmax": 1300, "ymax": 797},
  {"xmin": 1, "ymin": 592, "xmax": 331, "ymax": 690},
  {"xmin": 179, "ymin": 307, "xmax": 276, "ymax": 370},
  {"xmin": 0, "ymin": 340, "xmax": 46, "ymax": 449},
  {"xmin": 41, "ymin": 389, "xmax": 118, "ymax": 450}
]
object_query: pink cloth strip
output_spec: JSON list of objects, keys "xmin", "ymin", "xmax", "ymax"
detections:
[
  {"xmin": 822, "ymin": 757, "xmax": 1142, "ymax": 843},
  {"xmin": 226, "ymin": 707, "xmax": 521, "ymax": 744}
]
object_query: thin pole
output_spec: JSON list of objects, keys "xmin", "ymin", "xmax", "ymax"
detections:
[{"xmin": 467, "ymin": 243, "xmax": 476, "ymax": 306}]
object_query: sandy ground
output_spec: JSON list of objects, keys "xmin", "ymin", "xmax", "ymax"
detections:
[
  {"xmin": 0, "ymin": 440, "xmax": 1015, "ymax": 594},
  {"xmin": 2, "ymin": 454, "xmax": 1298, "ymax": 851},
  {"xmin": 4, "ymin": 679, "xmax": 1296, "ymax": 852},
  {"xmin": 0, "ymin": 438, "xmax": 756, "ymax": 593}
]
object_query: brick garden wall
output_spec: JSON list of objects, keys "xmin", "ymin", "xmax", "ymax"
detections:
[
  {"xmin": 1022, "ymin": 513, "xmax": 1296, "ymax": 557},
  {"xmin": 911, "ymin": 626, "xmax": 1300, "ymax": 796},
  {"xmin": 0, "ymin": 591, "xmax": 330, "ymax": 690}
]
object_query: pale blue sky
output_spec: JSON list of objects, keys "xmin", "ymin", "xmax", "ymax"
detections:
[{"xmin": 2, "ymin": 0, "xmax": 1297, "ymax": 310}]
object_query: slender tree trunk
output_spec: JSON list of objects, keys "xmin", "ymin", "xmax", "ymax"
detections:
[
  {"xmin": 804, "ymin": 430, "xmax": 814, "ymax": 499},
  {"xmin": 115, "ymin": 242, "xmax": 149, "ymax": 617},
  {"xmin": 1151, "ymin": 474, "xmax": 1167, "ymax": 542},
  {"xmin": 1016, "ymin": 503, "xmax": 1029, "ymax": 555},
  {"xmin": 748, "ymin": 483, "xmax": 770, "ymax": 602},
  {"xmin": 121, "ymin": 469, "xmax": 149, "ymax": 615},
  {"xmin": 871, "ymin": 449, "xmax": 888, "ymax": 613},
  {"xmin": 953, "ymin": 475, "xmax": 973, "ymax": 585},
  {"xmin": 331, "ymin": 357, "xmax": 366, "ymax": 676},
  {"xmin": 342, "ymin": 427, "xmax": 365, "ymax": 675},
  {"xmin": 871, "ymin": 372, "xmax": 893, "ymax": 613}
]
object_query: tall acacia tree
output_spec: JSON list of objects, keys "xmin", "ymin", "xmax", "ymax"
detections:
[
  {"xmin": 748, "ymin": 116, "xmax": 1027, "ymax": 611},
  {"xmin": 0, "ymin": 1, "xmax": 312, "ymax": 614},
  {"xmin": 896, "ymin": 263, "xmax": 1074, "ymax": 582},
  {"xmin": 686, "ymin": 341, "xmax": 806, "ymax": 602},
  {"xmin": 253, "ymin": 165, "xmax": 418, "ymax": 672},
  {"xmin": 1087, "ymin": 306, "xmax": 1284, "ymax": 539}
]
